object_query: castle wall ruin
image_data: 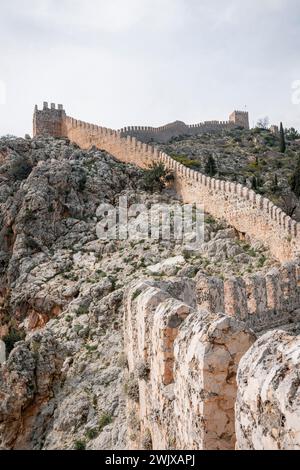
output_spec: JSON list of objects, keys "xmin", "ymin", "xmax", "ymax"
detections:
[
  {"xmin": 118, "ymin": 110, "xmax": 249, "ymax": 143},
  {"xmin": 32, "ymin": 103, "xmax": 300, "ymax": 450},
  {"xmin": 33, "ymin": 103, "xmax": 300, "ymax": 264},
  {"xmin": 124, "ymin": 280, "xmax": 255, "ymax": 450}
]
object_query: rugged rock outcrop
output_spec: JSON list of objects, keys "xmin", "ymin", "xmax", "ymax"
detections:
[
  {"xmin": 0, "ymin": 134, "xmax": 299, "ymax": 450},
  {"xmin": 236, "ymin": 329, "xmax": 300, "ymax": 450}
]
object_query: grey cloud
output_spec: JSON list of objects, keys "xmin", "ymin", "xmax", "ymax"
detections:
[{"xmin": 0, "ymin": 0, "xmax": 300, "ymax": 136}]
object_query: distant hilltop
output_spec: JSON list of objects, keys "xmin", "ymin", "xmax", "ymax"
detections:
[
  {"xmin": 33, "ymin": 102, "xmax": 249, "ymax": 143},
  {"xmin": 119, "ymin": 110, "xmax": 249, "ymax": 143}
]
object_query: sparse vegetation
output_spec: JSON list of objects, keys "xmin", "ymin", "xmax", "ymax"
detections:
[
  {"xmin": 136, "ymin": 361, "xmax": 150, "ymax": 380},
  {"xmin": 3, "ymin": 327, "xmax": 25, "ymax": 355},
  {"xmin": 8, "ymin": 158, "xmax": 32, "ymax": 181},
  {"xmin": 74, "ymin": 440, "xmax": 86, "ymax": 450},
  {"xmin": 204, "ymin": 154, "xmax": 217, "ymax": 177},
  {"xmin": 143, "ymin": 163, "xmax": 173, "ymax": 192},
  {"xmin": 290, "ymin": 155, "xmax": 300, "ymax": 198},
  {"xmin": 124, "ymin": 375, "xmax": 140, "ymax": 402},
  {"xmin": 99, "ymin": 412, "xmax": 113, "ymax": 431},
  {"xmin": 172, "ymin": 154, "xmax": 202, "ymax": 169},
  {"xmin": 142, "ymin": 429, "xmax": 153, "ymax": 450}
]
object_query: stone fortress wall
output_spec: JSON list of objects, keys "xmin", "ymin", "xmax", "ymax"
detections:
[
  {"xmin": 119, "ymin": 110, "xmax": 249, "ymax": 143},
  {"xmin": 124, "ymin": 274, "xmax": 300, "ymax": 450},
  {"xmin": 33, "ymin": 103, "xmax": 300, "ymax": 450},
  {"xmin": 32, "ymin": 102, "xmax": 300, "ymax": 330},
  {"xmin": 33, "ymin": 102, "xmax": 300, "ymax": 264}
]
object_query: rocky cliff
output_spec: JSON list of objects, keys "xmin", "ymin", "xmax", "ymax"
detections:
[{"xmin": 0, "ymin": 134, "xmax": 299, "ymax": 450}]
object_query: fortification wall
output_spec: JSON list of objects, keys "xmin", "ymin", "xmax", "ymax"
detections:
[
  {"xmin": 124, "ymin": 276, "xmax": 300, "ymax": 450},
  {"xmin": 33, "ymin": 102, "xmax": 66, "ymax": 137},
  {"xmin": 124, "ymin": 280, "xmax": 255, "ymax": 450},
  {"xmin": 33, "ymin": 103, "xmax": 300, "ymax": 263},
  {"xmin": 194, "ymin": 261, "xmax": 300, "ymax": 333},
  {"xmin": 119, "ymin": 120, "xmax": 236, "ymax": 143},
  {"xmin": 31, "ymin": 104, "xmax": 300, "ymax": 451}
]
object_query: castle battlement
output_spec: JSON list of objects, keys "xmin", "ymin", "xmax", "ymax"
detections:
[
  {"xmin": 32, "ymin": 103, "xmax": 298, "ymax": 262},
  {"xmin": 30, "ymin": 102, "xmax": 300, "ymax": 451},
  {"xmin": 118, "ymin": 111, "xmax": 249, "ymax": 143},
  {"xmin": 33, "ymin": 102, "xmax": 66, "ymax": 138}
]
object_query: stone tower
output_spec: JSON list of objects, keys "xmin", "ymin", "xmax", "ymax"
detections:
[
  {"xmin": 33, "ymin": 102, "xmax": 66, "ymax": 137},
  {"xmin": 229, "ymin": 110, "xmax": 249, "ymax": 130}
]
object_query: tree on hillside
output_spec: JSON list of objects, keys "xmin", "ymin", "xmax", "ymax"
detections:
[
  {"xmin": 143, "ymin": 162, "xmax": 173, "ymax": 192},
  {"xmin": 204, "ymin": 155, "xmax": 217, "ymax": 177},
  {"xmin": 251, "ymin": 176, "xmax": 257, "ymax": 190},
  {"xmin": 285, "ymin": 127, "xmax": 300, "ymax": 141},
  {"xmin": 290, "ymin": 155, "xmax": 300, "ymax": 198},
  {"xmin": 279, "ymin": 122, "xmax": 286, "ymax": 153},
  {"xmin": 256, "ymin": 117, "xmax": 269, "ymax": 130},
  {"xmin": 271, "ymin": 173, "xmax": 279, "ymax": 193},
  {"xmin": 279, "ymin": 191, "xmax": 297, "ymax": 218}
]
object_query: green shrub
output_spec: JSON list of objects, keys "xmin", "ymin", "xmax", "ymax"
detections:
[
  {"xmin": 8, "ymin": 158, "xmax": 32, "ymax": 181},
  {"xmin": 143, "ymin": 163, "xmax": 173, "ymax": 192},
  {"xmin": 132, "ymin": 289, "xmax": 142, "ymax": 301},
  {"xmin": 86, "ymin": 428, "xmax": 98, "ymax": 440},
  {"xmin": 74, "ymin": 440, "xmax": 86, "ymax": 450},
  {"xmin": 3, "ymin": 328, "xmax": 25, "ymax": 354},
  {"xmin": 172, "ymin": 155, "xmax": 201, "ymax": 169},
  {"xmin": 290, "ymin": 155, "xmax": 300, "ymax": 197},
  {"xmin": 124, "ymin": 375, "xmax": 140, "ymax": 402},
  {"xmin": 99, "ymin": 412, "xmax": 112, "ymax": 432}
]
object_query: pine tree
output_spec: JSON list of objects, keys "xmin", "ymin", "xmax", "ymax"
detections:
[
  {"xmin": 251, "ymin": 176, "xmax": 257, "ymax": 190},
  {"xmin": 205, "ymin": 155, "xmax": 217, "ymax": 177},
  {"xmin": 271, "ymin": 173, "xmax": 278, "ymax": 193},
  {"xmin": 279, "ymin": 122, "xmax": 286, "ymax": 153},
  {"xmin": 290, "ymin": 155, "xmax": 300, "ymax": 198}
]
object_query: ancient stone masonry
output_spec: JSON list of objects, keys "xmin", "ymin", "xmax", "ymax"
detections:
[
  {"xmin": 33, "ymin": 103, "xmax": 300, "ymax": 263},
  {"xmin": 124, "ymin": 279, "xmax": 256, "ymax": 450},
  {"xmin": 27, "ymin": 104, "xmax": 300, "ymax": 450},
  {"xmin": 119, "ymin": 111, "xmax": 249, "ymax": 144},
  {"xmin": 124, "ymin": 277, "xmax": 300, "ymax": 450},
  {"xmin": 195, "ymin": 263, "xmax": 300, "ymax": 333},
  {"xmin": 33, "ymin": 102, "xmax": 66, "ymax": 138}
]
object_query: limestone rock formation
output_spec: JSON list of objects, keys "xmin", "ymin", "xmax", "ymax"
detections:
[
  {"xmin": 236, "ymin": 329, "xmax": 300, "ymax": 450},
  {"xmin": 1, "ymin": 130, "xmax": 300, "ymax": 450}
]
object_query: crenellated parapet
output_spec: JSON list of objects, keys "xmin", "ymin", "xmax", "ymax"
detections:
[
  {"xmin": 32, "ymin": 103, "xmax": 299, "ymax": 262},
  {"xmin": 119, "ymin": 111, "xmax": 249, "ymax": 143},
  {"xmin": 124, "ymin": 279, "xmax": 256, "ymax": 450},
  {"xmin": 195, "ymin": 261, "xmax": 300, "ymax": 332},
  {"xmin": 124, "ymin": 273, "xmax": 300, "ymax": 449},
  {"xmin": 229, "ymin": 110, "xmax": 249, "ymax": 130},
  {"xmin": 33, "ymin": 102, "xmax": 66, "ymax": 138}
]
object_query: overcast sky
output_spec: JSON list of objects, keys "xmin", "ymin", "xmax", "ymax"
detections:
[{"xmin": 0, "ymin": 0, "xmax": 300, "ymax": 136}]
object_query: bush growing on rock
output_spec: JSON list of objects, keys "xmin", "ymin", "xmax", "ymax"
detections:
[
  {"xmin": 74, "ymin": 440, "xmax": 86, "ymax": 450},
  {"xmin": 3, "ymin": 327, "xmax": 25, "ymax": 354},
  {"xmin": 136, "ymin": 361, "xmax": 150, "ymax": 380},
  {"xmin": 8, "ymin": 157, "xmax": 32, "ymax": 181},
  {"xmin": 142, "ymin": 163, "xmax": 173, "ymax": 192},
  {"xmin": 124, "ymin": 374, "xmax": 140, "ymax": 402},
  {"xmin": 99, "ymin": 412, "xmax": 113, "ymax": 431}
]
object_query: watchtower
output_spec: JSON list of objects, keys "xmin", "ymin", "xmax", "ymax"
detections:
[
  {"xmin": 33, "ymin": 102, "xmax": 66, "ymax": 137},
  {"xmin": 229, "ymin": 110, "xmax": 249, "ymax": 130}
]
